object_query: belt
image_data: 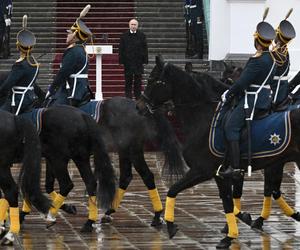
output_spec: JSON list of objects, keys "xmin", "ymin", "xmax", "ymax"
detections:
[
  {"xmin": 273, "ymin": 76, "xmax": 289, "ymax": 80},
  {"xmin": 249, "ymin": 84, "xmax": 271, "ymax": 89},
  {"xmin": 70, "ymin": 74, "xmax": 88, "ymax": 78}
]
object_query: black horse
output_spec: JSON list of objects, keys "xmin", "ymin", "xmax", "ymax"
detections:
[
  {"xmin": 0, "ymin": 73, "xmax": 116, "ymax": 232},
  {"xmin": 0, "ymin": 110, "xmax": 50, "ymax": 245},
  {"xmin": 0, "ymin": 71, "xmax": 185, "ymax": 228},
  {"xmin": 137, "ymin": 55, "xmax": 300, "ymax": 248}
]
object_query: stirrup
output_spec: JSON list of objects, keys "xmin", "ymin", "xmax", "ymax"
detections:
[{"xmin": 217, "ymin": 166, "xmax": 244, "ymax": 179}]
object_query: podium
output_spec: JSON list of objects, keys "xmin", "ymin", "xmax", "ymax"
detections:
[{"xmin": 86, "ymin": 45, "xmax": 113, "ymax": 100}]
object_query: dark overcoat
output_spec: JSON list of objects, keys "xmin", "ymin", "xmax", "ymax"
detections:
[{"xmin": 119, "ymin": 30, "xmax": 148, "ymax": 75}]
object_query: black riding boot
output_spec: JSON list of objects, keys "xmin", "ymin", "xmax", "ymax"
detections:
[{"xmin": 218, "ymin": 140, "xmax": 244, "ymax": 179}]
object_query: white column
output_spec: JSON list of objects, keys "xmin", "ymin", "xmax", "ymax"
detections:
[{"xmin": 86, "ymin": 45, "xmax": 113, "ymax": 100}]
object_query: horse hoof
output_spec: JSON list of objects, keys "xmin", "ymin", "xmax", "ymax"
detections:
[
  {"xmin": 100, "ymin": 215, "xmax": 113, "ymax": 224},
  {"xmin": 60, "ymin": 204, "xmax": 77, "ymax": 215},
  {"xmin": 20, "ymin": 211, "xmax": 29, "ymax": 224},
  {"xmin": 46, "ymin": 221, "xmax": 56, "ymax": 229},
  {"xmin": 1, "ymin": 232, "xmax": 14, "ymax": 246},
  {"xmin": 238, "ymin": 212, "xmax": 252, "ymax": 226},
  {"xmin": 291, "ymin": 212, "xmax": 300, "ymax": 221},
  {"xmin": 80, "ymin": 219, "xmax": 94, "ymax": 233},
  {"xmin": 151, "ymin": 211, "xmax": 163, "ymax": 227},
  {"xmin": 167, "ymin": 221, "xmax": 178, "ymax": 239},
  {"xmin": 0, "ymin": 227, "xmax": 6, "ymax": 240},
  {"xmin": 220, "ymin": 223, "xmax": 228, "ymax": 234},
  {"xmin": 151, "ymin": 217, "xmax": 163, "ymax": 227},
  {"xmin": 216, "ymin": 236, "xmax": 234, "ymax": 249},
  {"xmin": 251, "ymin": 216, "xmax": 264, "ymax": 230}
]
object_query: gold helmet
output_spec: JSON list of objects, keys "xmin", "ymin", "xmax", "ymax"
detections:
[{"xmin": 70, "ymin": 4, "xmax": 93, "ymax": 42}]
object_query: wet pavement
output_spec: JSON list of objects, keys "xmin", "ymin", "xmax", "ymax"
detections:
[{"xmin": 6, "ymin": 153, "xmax": 300, "ymax": 249}]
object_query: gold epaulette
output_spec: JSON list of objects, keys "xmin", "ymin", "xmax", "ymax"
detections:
[{"xmin": 252, "ymin": 51, "xmax": 263, "ymax": 58}]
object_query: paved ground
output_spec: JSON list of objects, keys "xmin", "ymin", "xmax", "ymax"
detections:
[{"xmin": 4, "ymin": 153, "xmax": 300, "ymax": 249}]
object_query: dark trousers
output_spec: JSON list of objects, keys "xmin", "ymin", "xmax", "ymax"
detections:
[
  {"xmin": 0, "ymin": 23, "xmax": 10, "ymax": 59},
  {"xmin": 124, "ymin": 72, "xmax": 142, "ymax": 99}
]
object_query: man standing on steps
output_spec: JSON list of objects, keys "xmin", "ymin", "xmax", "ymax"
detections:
[
  {"xmin": 119, "ymin": 18, "xmax": 148, "ymax": 99},
  {"xmin": 0, "ymin": 0, "xmax": 12, "ymax": 59}
]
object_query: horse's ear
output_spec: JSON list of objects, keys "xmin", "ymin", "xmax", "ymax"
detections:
[{"xmin": 156, "ymin": 55, "xmax": 165, "ymax": 69}]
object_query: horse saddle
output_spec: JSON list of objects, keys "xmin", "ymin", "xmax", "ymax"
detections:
[
  {"xmin": 209, "ymin": 104, "xmax": 291, "ymax": 159},
  {"xmin": 20, "ymin": 108, "xmax": 45, "ymax": 135},
  {"xmin": 79, "ymin": 100, "xmax": 103, "ymax": 123}
]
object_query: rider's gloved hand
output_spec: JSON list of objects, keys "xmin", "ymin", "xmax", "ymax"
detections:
[
  {"xmin": 5, "ymin": 18, "xmax": 11, "ymax": 26},
  {"xmin": 221, "ymin": 90, "xmax": 228, "ymax": 103}
]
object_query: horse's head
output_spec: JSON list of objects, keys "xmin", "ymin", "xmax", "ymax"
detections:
[
  {"xmin": 220, "ymin": 61, "xmax": 243, "ymax": 85},
  {"xmin": 137, "ymin": 55, "xmax": 174, "ymax": 114}
]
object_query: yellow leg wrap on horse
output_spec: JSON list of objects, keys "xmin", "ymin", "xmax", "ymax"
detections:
[
  {"xmin": 88, "ymin": 196, "xmax": 98, "ymax": 221},
  {"xmin": 22, "ymin": 199, "xmax": 32, "ymax": 213},
  {"xmin": 0, "ymin": 199, "xmax": 9, "ymax": 221},
  {"xmin": 50, "ymin": 194, "xmax": 66, "ymax": 216},
  {"xmin": 9, "ymin": 207, "xmax": 20, "ymax": 234},
  {"xmin": 276, "ymin": 196, "xmax": 294, "ymax": 216},
  {"xmin": 164, "ymin": 197, "xmax": 175, "ymax": 222},
  {"xmin": 233, "ymin": 198, "xmax": 241, "ymax": 215},
  {"xmin": 49, "ymin": 191, "xmax": 58, "ymax": 201},
  {"xmin": 225, "ymin": 213, "xmax": 238, "ymax": 238},
  {"xmin": 148, "ymin": 188, "xmax": 163, "ymax": 212},
  {"xmin": 261, "ymin": 196, "xmax": 272, "ymax": 219},
  {"xmin": 112, "ymin": 188, "xmax": 126, "ymax": 211}
]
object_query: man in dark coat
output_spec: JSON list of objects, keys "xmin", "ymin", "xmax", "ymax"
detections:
[
  {"xmin": 119, "ymin": 18, "xmax": 148, "ymax": 99},
  {"xmin": 0, "ymin": 0, "xmax": 12, "ymax": 59}
]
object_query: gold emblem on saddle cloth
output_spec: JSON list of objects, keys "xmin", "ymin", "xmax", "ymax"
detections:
[{"xmin": 269, "ymin": 133, "xmax": 282, "ymax": 146}]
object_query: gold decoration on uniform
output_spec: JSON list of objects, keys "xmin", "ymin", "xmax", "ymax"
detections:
[{"xmin": 269, "ymin": 133, "xmax": 281, "ymax": 146}]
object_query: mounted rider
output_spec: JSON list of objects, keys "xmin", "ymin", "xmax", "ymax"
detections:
[
  {"xmin": 270, "ymin": 9, "xmax": 296, "ymax": 110},
  {"xmin": 46, "ymin": 5, "xmax": 93, "ymax": 107},
  {"xmin": 219, "ymin": 8, "xmax": 276, "ymax": 178},
  {"xmin": 0, "ymin": 15, "xmax": 39, "ymax": 115}
]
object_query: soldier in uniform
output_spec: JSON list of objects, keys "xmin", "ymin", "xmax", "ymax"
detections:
[
  {"xmin": 0, "ymin": 15, "xmax": 39, "ymax": 115},
  {"xmin": 190, "ymin": 0, "xmax": 204, "ymax": 59},
  {"xmin": 119, "ymin": 18, "xmax": 148, "ymax": 99},
  {"xmin": 271, "ymin": 9, "xmax": 296, "ymax": 110},
  {"xmin": 184, "ymin": 0, "xmax": 193, "ymax": 56},
  {"xmin": 219, "ymin": 12, "xmax": 276, "ymax": 178},
  {"xmin": 0, "ymin": 0, "xmax": 12, "ymax": 59},
  {"xmin": 46, "ymin": 5, "xmax": 93, "ymax": 107}
]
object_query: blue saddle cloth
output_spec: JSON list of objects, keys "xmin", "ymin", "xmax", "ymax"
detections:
[
  {"xmin": 79, "ymin": 100, "xmax": 102, "ymax": 123},
  {"xmin": 20, "ymin": 108, "xmax": 45, "ymax": 135},
  {"xmin": 209, "ymin": 104, "xmax": 291, "ymax": 159}
]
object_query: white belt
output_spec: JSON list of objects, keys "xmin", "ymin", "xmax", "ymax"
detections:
[
  {"xmin": 273, "ymin": 76, "xmax": 289, "ymax": 80},
  {"xmin": 190, "ymin": 5, "xmax": 196, "ymax": 8},
  {"xmin": 70, "ymin": 74, "xmax": 88, "ymax": 78},
  {"xmin": 249, "ymin": 84, "xmax": 271, "ymax": 89},
  {"xmin": 12, "ymin": 86, "xmax": 34, "ymax": 91}
]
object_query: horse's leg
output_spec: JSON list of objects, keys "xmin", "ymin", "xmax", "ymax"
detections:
[
  {"xmin": 251, "ymin": 166, "xmax": 275, "ymax": 230},
  {"xmin": 215, "ymin": 176, "xmax": 239, "ymax": 249},
  {"xmin": 0, "ymin": 167, "xmax": 20, "ymax": 246},
  {"xmin": 45, "ymin": 160, "xmax": 77, "ymax": 215},
  {"xmin": 46, "ymin": 157, "xmax": 73, "ymax": 228},
  {"xmin": 73, "ymin": 156, "xmax": 97, "ymax": 233},
  {"xmin": 0, "ymin": 194, "xmax": 8, "ymax": 239},
  {"xmin": 131, "ymin": 146, "xmax": 163, "ymax": 227},
  {"xmin": 101, "ymin": 150, "xmax": 133, "ymax": 223},
  {"xmin": 164, "ymin": 169, "xmax": 212, "ymax": 239},
  {"xmin": 221, "ymin": 175, "xmax": 251, "ymax": 233}
]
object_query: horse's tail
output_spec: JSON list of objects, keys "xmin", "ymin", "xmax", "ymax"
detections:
[
  {"xmin": 152, "ymin": 112, "xmax": 186, "ymax": 180},
  {"xmin": 15, "ymin": 116, "xmax": 51, "ymax": 214},
  {"xmin": 83, "ymin": 114, "xmax": 116, "ymax": 209}
]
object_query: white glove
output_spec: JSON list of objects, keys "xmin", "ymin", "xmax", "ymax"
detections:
[
  {"xmin": 45, "ymin": 91, "xmax": 51, "ymax": 99},
  {"xmin": 221, "ymin": 90, "xmax": 228, "ymax": 103},
  {"xmin": 5, "ymin": 18, "xmax": 11, "ymax": 26}
]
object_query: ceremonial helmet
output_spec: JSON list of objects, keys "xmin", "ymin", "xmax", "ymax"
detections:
[
  {"xmin": 69, "ymin": 4, "xmax": 93, "ymax": 42},
  {"xmin": 276, "ymin": 8, "xmax": 296, "ymax": 44},
  {"xmin": 254, "ymin": 8, "xmax": 276, "ymax": 48},
  {"xmin": 16, "ymin": 15, "xmax": 36, "ymax": 53}
]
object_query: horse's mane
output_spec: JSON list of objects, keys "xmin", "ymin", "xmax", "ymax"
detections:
[{"xmin": 165, "ymin": 63, "xmax": 228, "ymax": 102}]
